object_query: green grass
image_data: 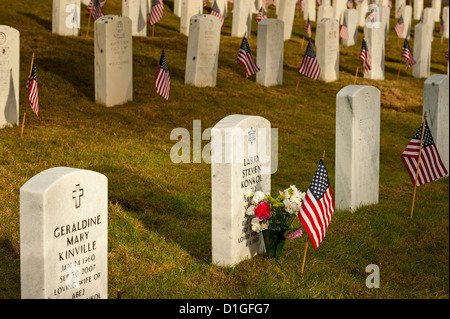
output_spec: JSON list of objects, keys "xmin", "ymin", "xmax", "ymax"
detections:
[{"xmin": 0, "ymin": 0, "xmax": 448, "ymax": 299}]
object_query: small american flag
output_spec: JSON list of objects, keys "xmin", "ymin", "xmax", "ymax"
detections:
[
  {"xmin": 446, "ymin": 49, "xmax": 449, "ymax": 61},
  {"xmin": 211, "ymin": 1, "xmax": 224, "ymax": 28},
  {"xmin": 298, "ymin": 0, "xmax": 305, "ymax": 13},
  {"xmin": 388, "ymin": 0, "xmax": 392, "ymax": 8},
  {"xmin": 87, "ymin": 0, "xmax": 106, "ymax": 21},
  {"xmin": 298, "ymin": 159, "xmax": 335, "ymax": 250},
  {"xmin": 440, "ymin": 18, "xmax": 445, "ymax": 37},
  {"xmin": 396, "ymin": 4, "xmax": 403, "ymax": 18},
  {"xmin": 360, "ymin": 39, "xmax": 371, "ymax": 74},
  {"xmin": 340, "ymin": 18, "xmax": 349, "ymax": 40},
  {"xmin": 395, "ymin": 16, "xmax": 405, "ymax": 37},
  {"xmin": 317, "ymin": 0, "xmax": 321, "ymax": 5},
  {"xmin": 298, "ymin": 41, "xmax": 320, "ymax": 80},
  {"xmin": 402, "ymin": 39, "xmax": 416, "ymax": 69},
  {"xmin": 237, "ymin": 36, "xmax": 260, "ymax": 78},
  {"xmin": 26, "ymin": 62, "xmax": 39, "ymax": 116},
  {"xmin": 304, "ymin": 17, "xmax": 311, "ymax": 38},
  {"xmin": 367, "ymin": 8, "xmax": 376, "ymax": 22},
  {"xmin": 401, "ymin": 120, "xmax": 448, "ymax": 187},
  {"xmin": 155, "ymin": 50, "xmax": 170, "ymax": 100},
  {"xmin": 256, "ymin": 7, "xmax": 267, "ymax": 24},
  {"xmin": 149, "ymin": 0, "xmax": 164, "ymax": 25}
]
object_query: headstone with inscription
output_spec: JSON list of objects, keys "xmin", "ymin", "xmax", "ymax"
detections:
[
  {"xmin": 180, "ymin": 0, "xmax": 204, "ymax": 36},
  {"xmin": 335, "ymin": 85, "xmax": 380, "ymax": 212},
  {"xmin": 256, "ymin": 19, "xmax": 284, "ymax": 86},
  {"xmin": 0, "ymin": 25, "xmax": 19, "ymax": 129},
  {"xmin": 342, "ymin": 9, "xmax": 358, "ymax": 46},
  {"xmin": 52, "ymin": 0, "xmax": 81, "ymax": 36},
  {"xmin": 277, "ymin": 0, "xmax": 296, "ymax": 40},
  {"xmin": 231, "ymin": 0, "xmax": 252, "ymax": 38},
  {"xmin": 185, "ymin": 14, "xmax": 221, "ymax": 87},
  {"xmin": 122, "ymin": 0, "xmax": 148, "ymax": 37},
  {"xmin": 211, "ymin": 115, "xmax": 271, "ymax": 267},
  {"xmin": 363, "ymin": 24, "xmax": 385, "ymax": 80},
  {"xmin": 333, "ymin": 0, "xmax": 347, "ymax": 24},
  {"xmin": 422, "ymin": 75, "xmax": 449, "ymax": 171},
  {"xmin": 412, "ymin": 22, "xmax": 431, "ymax": 78},
  {"xmin": 316, "ymin": 18, "xmax": 339, "ymax": 82},
  {"xmin": 94, "ymin": 15, "xmax": 133, "ymax": 107},
  {"xmin": 20, "ymin": 167, "xmax": 108, "ymax": 299}
]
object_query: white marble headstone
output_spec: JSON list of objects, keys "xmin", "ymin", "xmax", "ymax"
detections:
[
  {"xmin": 211, "ymin": 115, "xmax": 271, "ymax": 267},
  {"xmin": 363, "ymin": 25, "xmax": 385, "ymax": 80},
  {"xmin": 180, "ymin": 0, "xmax": 204, "ymax": 36},
  {"xmin": 412, "ymin": 23, "xmax": 431, "ymax": 78},
  {"xmin": 277, "ymin": 0, "xmax": 297, "ymax": 40},
  {"xmin": 316, "ymin": 18, "xmax": 339, "ymax": 82},
  {"xmin": 413, "ymin": 0, "xmax": 424, "ymax": 20},
  {"xmin": 422, "ymin": 75, "xmax": 449, "ymax": 172},
  {"xmin": 335, "ymin": 86, "xmax": 380, "ymax": 212},
  {"xmin": 122, "ymin": 0, "xmax": 148, "ymax": 37},
  {"xmin": 342, "ymin": 9, "xmax": 358, "ymax": 46},
  {"xmin": 185, "ymin": 14, "xmax": 221, "ymax": 87},
  {"xmin": 94, "ymin": 15, "xmax": 133, "ymax": 107},
  {"xmin": 432, "ymin": 0, "xmax": 442, "ymax": 22},
  {"xmin": 443, "ymin": 7, "xmax": 449, "ymax": 39},
  {"xmin": 52, "ymin": 0, "xmax": 81, "ymax": 36},
  {"xmin": 256, "ymin": 19, "xmax": 284, "ymax": 86},
  {"xmin": 0, "ymin": 25, "xmax": 19, "ymax": 129},
  {"xmin": 20, "ymin": 167, "xmax": 108, "ymax": 299},
  {"xmin": 304, "ymin": 0, "xmax": 316, "ymax": 22},
  {"xmin": 231, "ymin": 0, "xmax": 252, "ymax": 38}
]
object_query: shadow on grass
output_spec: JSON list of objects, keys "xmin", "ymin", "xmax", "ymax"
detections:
[
  {"xmin": 0, "ymin": 239, "xmax": 20, "ymax": 299},
  {"xmin": 18, "ymin": 11, "xmax": 51, "ymax": 31},
  {"xmin": 89, "ymin": 164, "xmax": 212, "ymax": 262}
]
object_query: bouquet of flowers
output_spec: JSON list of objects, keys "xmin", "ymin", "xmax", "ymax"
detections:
[{"xmin": 244, "ymin": 185, "xmax": 306, "ymax": 240}]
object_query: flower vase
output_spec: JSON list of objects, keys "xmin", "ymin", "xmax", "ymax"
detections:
[{"xmin": 262, "ymin": 230, "xmax": 286, "ymax": 260}]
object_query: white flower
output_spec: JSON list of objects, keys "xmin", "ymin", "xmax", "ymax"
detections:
[
  {"xmin": 246, "ymin": 204, "xmax": 255, "ymax": 216},
  {"xmin": 251, "ymin": 218, "xmax": 262, "ymax": 233},
  {"xmin": 243, "ymin": 188, "xmax": 253, "ymax": 199},
  {"xmin": 252, "ymin": 190, "xmax": 266, "ymax": 205},
  {"xmin": 260, "ymin": 222, "xmax": 268, "ymax": 231}
]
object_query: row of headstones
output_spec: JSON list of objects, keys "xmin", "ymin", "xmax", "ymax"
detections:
[{"xmin": 19, "ymin": 74, "xmax": 448, "ymax": 298}]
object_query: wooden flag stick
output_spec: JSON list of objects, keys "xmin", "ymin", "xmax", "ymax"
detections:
[
  {"xmin": 410, "ymin": 112, "xmax": 427, "ymax": 219},
  {"xmin": 354, "ymin": 66, "xmax": 359, "ymax": 84},
  {"xmin": 86, "ymin": 9, "xmax": 93, "ymax": 37},
  {"xmin": 152, "ymin": 25, "xmax": 155, "ymax": 38},
  {"xmin": 295, "ymin": 76, "xmax": 301, "ymax": 92},
  {"xmin": 301, "ymin": 150, "xmax": 326, "ymax": 275},
  {"xmin": 21, "ymin": 52, "xmax": 35, "ymax": 139},
  {"xmin": 228, "ymin": 63, "xmax": 236, "ymax": 95}
]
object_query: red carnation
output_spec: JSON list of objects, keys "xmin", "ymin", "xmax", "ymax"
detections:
[{"xmin": 254, "ymin": 202, "xmax": 271, "ymax": 220}]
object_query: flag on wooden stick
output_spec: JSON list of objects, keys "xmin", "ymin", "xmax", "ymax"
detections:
[
  {"xmin": 359, "ymin": 39, "xmax": 371, "ymax": 74},
  {"xmin": 401, "ymin": 39, "xmax": 416, "ymax": 69},
  {"xmin": 340, "ymin": 18, "xmax": 349, "ymax": 41},
  {"xmin": 394, "ymin": 16, "xmax": 405, "ymax": 37},
  {"xmin": 298, "ymin": 40, "xmax": 320, "ymax": 80},
  {"xmin": 298, "ymin": 158, "xmax": 335, "ymax": 250},
  {"xmin": 401, "ymin": 119, "xmax": 448, "ymax": 187},
  {"xmin": 304, "ymin": 17, "xmax": 311, "ymax": 38},
  {"xmin": 26, "ymin": 60, "xmax": 39, "ymax": 116},
  {"xmin": 256, "ymin": 6, "xmax": 267, "ymax": 24},
  {"xmin": 87, "ymin": 0, "xmax": 106, "ymax": 21},
  {"xmin": 211, "ymin": 1, "xmax": 225, "ymax": 28},
  {"xmin": 237, "ymin": 36, "xmax": 260, "ymax": 78},
  {"xmin": 149, "ymin": 0, "xmax": 164, "ymax": 25},
  {"xmin": 155, "ymin": 50, "xmax": 170, "ymax": 100}
]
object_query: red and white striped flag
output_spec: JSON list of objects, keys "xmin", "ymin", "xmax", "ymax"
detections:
[
  {"xmin": 87, "ymin": 0, "xmax": 106, "ymax": 21},
  {"xmin": 149, "ymin": 0, "xmax": 164, "ymax": 25},
  {"xmin": 304, "ymin": 17, "xmax": 311, "ymax": 38},
  {"xmin": 155, "ymin": 50, "xmax": 170, "ymax": 100},
  {"xmin": 340, "ymin": 18, "xmax": 349, "ymax": 40},
  {"xmin": 211, "ymin": 1, "xmax": 224, "ymax": 28},
  {"xmin": 401, "ymin": 39, "xmax": 416, "ymax": 69},
  {"xmin": 256, "ymin": 6, "xmax": 267, "ymax": 24},
  {"xmin": 237, "ymin": 36, "xmax": 260, "ymax": 78},
  {"xmin": 359, "ymin": 39, "xmax": 371, "ymax": 74},
  {"xmin": 347, "ymin": 0, "xmax": 353, "ymax": 9},
  {"xmin": 298, "ymin": 41, "xmax": 320, "ymax": 80},
  {"xmin": 298, "ymin": 0, "xmax": 305, "ymax": 13},
  {"xmin": 298, "ymin": 159, "xmax": 335, "ymax": 250},
  {"xmin": 401, "ymin": 120, "xmax": 448, "ymax": 187},
  {"xmin": 26, "ymin": 61, "xmax": 39, "ymax": 116},
  {"xmin": 394, "ymin": 16, "xmax": 405, "ymax": 37}
]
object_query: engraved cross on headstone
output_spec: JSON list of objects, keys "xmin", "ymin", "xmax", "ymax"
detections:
[{"xmin": 72, "ymin": 184, "xmax": 84, "ymax": 208}]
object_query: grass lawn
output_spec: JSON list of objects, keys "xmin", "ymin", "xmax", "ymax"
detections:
[{"xmin": 0, "ymin": 0, "xmax": 448, "ymax": 300}]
